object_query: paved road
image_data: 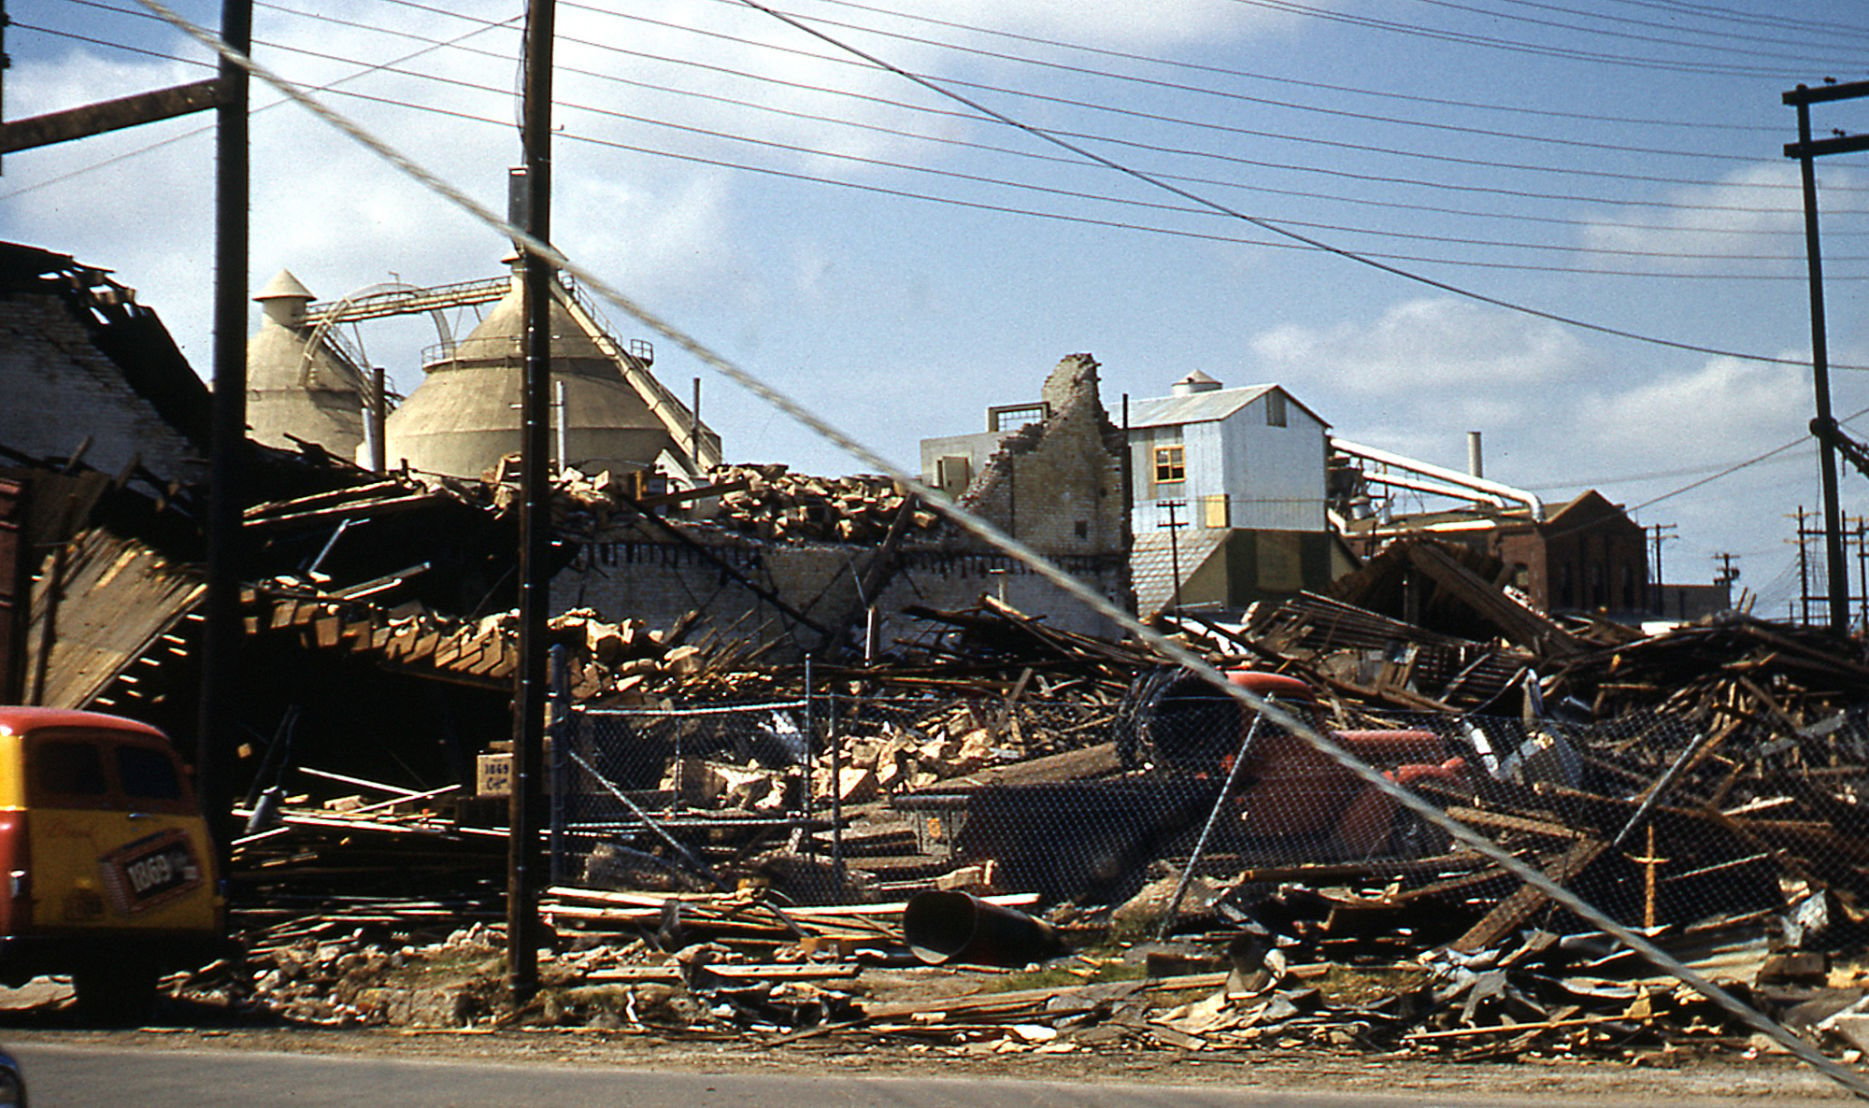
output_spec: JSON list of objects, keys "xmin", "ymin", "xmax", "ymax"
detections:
[
  {"xmin": 7, "ymin": 1040, "xmax": 1858, "ymax": 1107},
  {"xmin": 11, "ymin": 1042, "xmax": 1429, "ymax": 1107}
]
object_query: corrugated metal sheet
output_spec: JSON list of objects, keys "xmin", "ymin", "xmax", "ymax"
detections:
[{"xmin": 1126, "ymin": 384, "xmax": 1274, "ymax": 429}]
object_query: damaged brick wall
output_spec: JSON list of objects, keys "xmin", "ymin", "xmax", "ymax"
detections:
[
  {"xmin": 552, "ymin": 354, "xmax": 1134, "ymax": 655},
  {"xmin": 959, "ymin": 354, "xmax": 1129, "ymax": 561}
]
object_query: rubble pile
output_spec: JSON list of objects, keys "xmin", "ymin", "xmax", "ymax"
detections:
[
  {"xmin": 152, "ymin": 525, "xmax": 1869, "ymax": 1072},
  {"xmin": 164, "ymin": 877, "xmax": 1869, "ymax": 1066},
  {"xmin": 706, "ymin": 464, "xmax": 939, "ymax": 544}
]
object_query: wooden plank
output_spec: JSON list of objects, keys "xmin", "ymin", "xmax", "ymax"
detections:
[
  {"xmin": 1452, "ymin": 838, "xmax": 1608, "ymax": 953},
  {"xmin": 1444, "ymin": 806, "xmax": 1587, "ymax": 842},
  {"xmin": 1, "ymin": 79, "xmax": 226, "ymax": 153}
]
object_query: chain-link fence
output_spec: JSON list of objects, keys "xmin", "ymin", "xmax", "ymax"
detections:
[
  {"xmin": 550, "ymin": 668, "xmax": 1869, "ymax": 945},
  {"xmin": 549, "ymin": 699, "xmax": 819, "ymax": 890}
]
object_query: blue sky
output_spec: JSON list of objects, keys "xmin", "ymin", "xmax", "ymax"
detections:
[{"xmin": 9, "ymin": 0, "xmax": 1869, "ymax": 617}]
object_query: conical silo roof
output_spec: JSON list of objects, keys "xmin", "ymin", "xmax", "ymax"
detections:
[
  {"xmin": 246, "ymin": 269, "xmax": 367, "ymax": 457},
  {"xmin": 383, "ymin": 268, "xmax": 718, "ymax": 480}
]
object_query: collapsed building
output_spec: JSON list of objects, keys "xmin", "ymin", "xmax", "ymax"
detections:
[{"xmin": 22, "ymin": 240, "xmax": 1869, "ymax": 1077}]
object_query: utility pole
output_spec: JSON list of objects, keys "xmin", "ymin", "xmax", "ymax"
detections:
[
  {"xmin": 1161, "ymin": 500, "xmax": 1185, "ymax": 615},
  {"xmin": 507, "ymin": 0, "xmax": 556, "ymax": 1002},
  {"xmin": 1647, "ymin": 522, "xmax": 1676, "ymax": 614},
  {"xmin": 1712, "ymin": 552, "xmax": 1740, "ymax": 587},
  {"xmin": 1784, "ymin": 80, "xmax": 1869, "ymax": 632},
  {"xmin": 198, "ymin": 0, "xmax": 253, "ymax": 862},
  {"xmin": 1794, "ymin": 506, "xmax": 1814, "ymax": 626},
  {"xmin": 1857, "ymin": 517, "xmax": 1869, "ymax": 631}
]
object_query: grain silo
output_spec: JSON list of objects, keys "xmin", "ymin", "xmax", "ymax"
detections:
[
  {"xmin": 245, "ymin": 270, "xmax": 368, "ymax": 459},
  {"xmin": 381, "ymin": 261, "xmax": 720, "ymax": 482}
]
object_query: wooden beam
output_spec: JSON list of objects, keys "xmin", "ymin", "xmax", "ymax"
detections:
[{"xmin": 1, "ymin": 80, "xmax": 226, "ymax": 154}]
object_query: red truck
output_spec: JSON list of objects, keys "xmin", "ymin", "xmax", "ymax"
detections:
[{"xmin": 1119, "ymin": 668, "xmax": 1473, "ymax": 859}]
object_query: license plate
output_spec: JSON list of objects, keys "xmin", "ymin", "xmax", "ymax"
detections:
[{"xmin": 100, "ymin": 829, "xmax": 203, "ymax": 915}]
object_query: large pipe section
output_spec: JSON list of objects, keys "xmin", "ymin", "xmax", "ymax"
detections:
[{"xmin": 1331, "ymin": 436, "xmax": 1544, "ymax": 522}]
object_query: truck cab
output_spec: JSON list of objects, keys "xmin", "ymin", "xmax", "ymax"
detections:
[{"xmin": 0, "ymin": 707, "xmax": 223, "ymax": 1023}]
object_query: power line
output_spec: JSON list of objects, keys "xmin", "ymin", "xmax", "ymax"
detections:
[
  {"xmin": 650, "ymin": 1, "xmax": 1775, "ymax": 164},
  {"xmin": 564, "ymin": 0, "xmax": 1836, "ymax": 192},
  {"xmin": 780, "ymin": 0, "xmax": 1783, "ymax": 133},
  {"xmin": 1225, "ymin": 0, "xmax": 1860, "ymax": 78},
  {"xmin": 1397, "ymin": 0, "xmax": 1869, "ymax": 63},
  {"xmin": 730, "ymin": 0, "xmax": 1869, "ymax": 368},
  {"xmin": 240, "ymin": 0, "xmax": 1869, "ymax": 207},
  {"xmin": 197, "ymin": 31, "xmax": 1869, "ymax": 271},
  {"xmin": 202, "ymin": 19, "xmax": 1859, "ymax": 265},
  {"xmin": 288, "ymin": 1, "xmax": 1869, "ymax": 212},
  {"xmin": 20, "ymin": 13, "xmax": 1869, "ymax": 284}
]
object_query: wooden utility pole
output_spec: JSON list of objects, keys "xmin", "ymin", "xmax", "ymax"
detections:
[
  {"xmin": 198, "ymin": 0, "xmax": 253, "ymax": 861},
  {"xmin": 1647, "ymin": 522, "xmax": 1675, "ymax": 614},
  {"xmin": 1162, "ymin": 499, "xmax": 1185, "ymax": 614},
  {"xmin": 1784, "ymin": 80, "xmax": 1869, "ymax": 633},
  {"xmin": 507, "ymin": 0, "xmax": 556, "ymax": 1001}
]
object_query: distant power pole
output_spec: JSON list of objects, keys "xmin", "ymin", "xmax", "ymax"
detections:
[
  {"xmin": 1161, "ymin": 500, "xmax": 1186, "ymax": 615},
  {"xmin": 1647, "ymin": 522, "xmax": 1676, "ymax": 613},
  {"xmin": 1712, "ymin": 552, "xmax": 1740, "ymax": 587},
  {"xmin": 1794, "ymin": 506, "xmax": 1815, "ymax": 626}
]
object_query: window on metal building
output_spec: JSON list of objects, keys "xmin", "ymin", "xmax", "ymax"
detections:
[{"xmin": 1153, "ymin": 444, "xmax": 1186, "ymax": 485}]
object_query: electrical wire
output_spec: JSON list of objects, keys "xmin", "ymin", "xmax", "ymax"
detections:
[
  {"xmin": 622, "ymin": 1, "xmax": 1771, "ymax": 164},
  {"xmin": 561, "ymin": 0, "xmax": 1846, "ymax": 193},
  {"xmin": 21, "ymin": 15, "xmax": 1869, "ymax": 281},
  {"xmin": 2, "ymin": 10, "xmax": 522, "ymax": 197},
  {"xmin": 732, "ymin": 0, "xmax": 1869, "ymax": 366},
  {"xmin": 774, "ymin": 0, "xmax": 1783, "ymax": 133},
  {"xmin": 1397, "ymin": 0, "xmax": 1869, "ymax": 62},
  {"xmin": 1224, "ymin": 0, "xmax": 1858, "ymax": 79},
  {"xmin": 267, "ymin": 0, "xmax": 1869, "ymax": 218},
  {"xmin": 255, "ymin": 53, "xmax": 1869, "ymax": 273}
]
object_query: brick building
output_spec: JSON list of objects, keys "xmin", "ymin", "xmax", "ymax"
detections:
[{"xmin": 1343, "ymin": 490, "xmax": 1650, "ymax": 618}]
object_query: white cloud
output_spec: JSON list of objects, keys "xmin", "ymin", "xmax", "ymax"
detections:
[
  {"xmin": 936, "ymin": 0, "xmax": 1301, "ymax": 50},
  {"xmin": 1579, "ymin": 355, "xmax": 1810, "ymax": 465},
  {"xmin": 1252, "ymin": 296, "xmax": 1589, "ymax": 396}
]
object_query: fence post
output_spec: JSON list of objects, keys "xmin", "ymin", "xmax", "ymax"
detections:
[
  {"xmin": 548, "ymin": 643, "xmax": 570, "ymax": 887},
  {"xmin": 802, "ymin": 655, "xmax": 815, "ymax": 830}
]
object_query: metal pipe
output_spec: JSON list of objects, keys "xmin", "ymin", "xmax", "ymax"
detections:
[
  {"xmin": 1331, "ymin": 437, "xmax": 1544, "ymax": 521},
  {"xmin": 553, "ymin": 378, "xmax": 568, "ymax": 473},
  {"xmin": 1157, "ymin": 706, "xmax": 1265, "ymax": 940},
  {"xmin": 369, "ymin": 367, "xmax": 388, "ymax": 473}
]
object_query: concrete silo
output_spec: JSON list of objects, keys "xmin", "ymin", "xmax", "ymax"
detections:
[{"xmin": 381, "ymin": 262, "xmax": 720, "ymax": 483}]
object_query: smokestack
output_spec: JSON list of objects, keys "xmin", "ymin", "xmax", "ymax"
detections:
[{"xmin": 1467, "ymin": 431, "xmax": 1484, "ymax": 480}]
